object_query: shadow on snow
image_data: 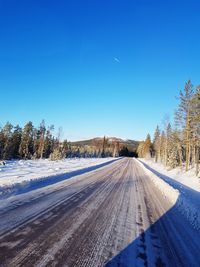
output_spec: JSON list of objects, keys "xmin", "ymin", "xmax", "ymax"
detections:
[
  {"xmin": 105, "ymin": 192, "xmax": 200, "ymax": 267},
  {"xmin": 139, "ymin": 160, "xmax": 200, "ymax": 204}
]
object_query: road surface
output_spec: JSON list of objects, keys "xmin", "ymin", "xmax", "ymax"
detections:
[{"xmin": 0, "ymin": 158, "xmax": 199, "ymax": 267}]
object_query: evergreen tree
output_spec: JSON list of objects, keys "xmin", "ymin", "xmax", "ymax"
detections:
[
  {"xmin": 191, "ymin": 85, "xmax": 200, "ymax": 175},
  {"xmin": 167, "ymin": 130, "xmax": 179, "ymax": 169},
  {"xmin": 153, "ymin": 126, "xmax": 161, "ymax": 162},
  {"xmin": 143, "ymin": 134, "xmax": 152, "ymax": 159},
  {"xmin": 33, "ymin": 128, "xmax": 40, "ymax": 159},
  {"xmin": 38, "ymin": 120, "xmax": 46, "ymax": 159},
  {"xmin": 62, "ymin": 139, "xmax": 68, "ymax": 158},
  {"xmin": 137, "ymin": 141, "xmax": 145, "ymax": 158},
  {"xmin": 0, "ymin": 127, "xmax": 5, "ymax": 159},
  {"xmin": 164, "ymin": 123, "xmax": 172, "ymax": 166},
  {"xmin": 19, "ymin": 121, "xmax": 34, "ymax": 159},
  {"xmin": 175, "ymin": 80, "xmax": 194, "ymax": 171},
  {"xmin": 11, "ymin": 125, "xmax": 22, "ymax": 159},
  {"xmin": 137, "ymin": 135, "xmax": 152, "ymax": 159},
  {"xmin": 43, "ymin": 125, "xmax": 54, "ymax": 158},
  {"xmin": 101, "ymin": 136, "xmax": 107, "ymax": 158},
  {"xmin": 2, "ymin": 122, "xmax": 13, "ymax": 159}
]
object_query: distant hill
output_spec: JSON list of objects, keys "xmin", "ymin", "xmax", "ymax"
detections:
[{"xmin": 70, "ymin": 137, "xmax": 139, "ymax": 152}]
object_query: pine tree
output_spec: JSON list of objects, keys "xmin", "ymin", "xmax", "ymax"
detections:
[
  {"xmin": 175, "ymin": 80, "xmax": 194, "ymax": 171},
  {"xmin": 153, "ymin": 126, "xmax": 161, "ymax": 162},
  {"xmin": 2, "ymin": 122, "xmax": 13, "ymax": 159},
  {"xmin": 43, "ymin": 125, "xmax": 54, "ymax": 158},
  {"xmin": 112, "ymin": 141, "xmax": 119, "ymax": 157},
  {"xmin": 62, "ymin": 139, "xmax": 68, "ymax": 158},
  {"xmin": 0, "ymin": 127, "xmax": 5, "ymax": 160},
  {"xmin": 38, "ymin": 120, "xmax": 46, "ymax": 159},
  {"xmin": 137, "ymin": 141, "xmax": 144, "ymax": 158},
  {"xmin": 143, "ymin": 134, "xmax": 152, "ymax": 159},
  {"xmin": 101, "ymin": 136, "xmax": 107, "ymax": 158},
  {"xmin": 191, "ymin": 85, "xmax": 200, "ymax": 175},
  {"xmin": 19, "ymin": 122, "xmax": 34, "ymax": 159},
  {"xmin": 167, "ymin": 130, "xmax": 180, "ymax": 169},
  {"xmin": 11, "ymin": 125, "xmax": 22, "ymax": 159},
  {"xmin": 33, "ymin": 128, "xmax": 40, "ymax": 159},
  {"xmin": 164, "ymin": 123, "xmax": 172, "ymax": 167}
]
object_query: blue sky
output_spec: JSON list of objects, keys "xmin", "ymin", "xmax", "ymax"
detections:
[{"xmin": 0, "ymin": 0, "xmax": 200, "ymax": 141}]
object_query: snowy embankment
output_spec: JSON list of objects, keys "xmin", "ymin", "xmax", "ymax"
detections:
[
  {"xmin": 0, "ymin": 158, "xmax": 116, "ymax": 199},
  {"xmin": 136, "ymin": 158, "xmax": 200, "ymax": 230}
]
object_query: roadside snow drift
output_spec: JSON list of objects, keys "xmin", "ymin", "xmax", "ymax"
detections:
[
  {"xmin": 137, "ymin": 159, "xmax": 200, "ymax": 230},
  {"xmin": 0, "ymin": 158, "xmax": 116, "ymax": 199}
]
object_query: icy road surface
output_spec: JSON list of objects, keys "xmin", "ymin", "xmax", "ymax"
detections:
[{"xmin": 0, "ymin": 158, "xmax": 199, "ymax": 267}]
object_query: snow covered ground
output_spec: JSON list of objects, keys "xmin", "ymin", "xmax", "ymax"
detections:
[
  {"xmin": 1, "ymin": 158, "xmax": 200, "ymax": 266},
  {"xmin": 139, "ymin": 158, "xmax": 200, "ymax": 192},
  {"xmin": 138, "ymin": 158, "xmax": 200, "ymax": 230},
  {"xmin": 0, "ymin": 158, "xmax": 116, "ymax": 199}
]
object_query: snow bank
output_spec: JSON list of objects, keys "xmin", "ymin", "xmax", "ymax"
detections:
[
  {"xmin": 140, "ymin": 159, "xmax": 200, "ymax": 193},
  {"xmin": 136, "ymin": 159, "xmax": 200, "ymax": 230},
  {"xmin": 136, "ymin": 159, "xmax": 180, "ymax": 204},
  {"xmin": 0, "ymin": 158, "xmax": 116, "ymax": 199}
]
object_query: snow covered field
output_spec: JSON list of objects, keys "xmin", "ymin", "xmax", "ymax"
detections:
[
  {"xmin": 0, "ymin": 158, "xmax": 116, "ymax": 198},
  {"xmin": 138, "ymin": 159, "xmax": 200, "ymax": 230}
]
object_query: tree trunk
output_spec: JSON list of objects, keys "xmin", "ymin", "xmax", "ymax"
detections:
[
  {"xmin": 185, "ymin": 118, "xmax": 191, "ymax": 172},
  {"xmin": 178, "ymin": 145, "xmax": 183, "ymax": 170},
  {"xmin": 195, "ymin": 146, "xmax": 199, "ymax": 176}
]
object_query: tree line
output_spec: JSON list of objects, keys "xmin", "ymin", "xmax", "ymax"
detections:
[
  {"xmin": 68, "ymin": 137, "xmax": 122, "ymax": 158},
  {"xmin": 137, "ymin": 80, "xmax": 200, "ymax": 176},
  {"xmin": 0, "ymin": 121, "xmax": 128, "ymax": 160},
  {"xmin": 0, "ymin": 120, "xmax": 68, "ymax": 161}
]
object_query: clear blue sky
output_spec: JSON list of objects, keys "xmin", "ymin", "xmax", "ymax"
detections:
[{"xmin": 0, "ymin": 0, "xmax": 200, "ymax": 141}]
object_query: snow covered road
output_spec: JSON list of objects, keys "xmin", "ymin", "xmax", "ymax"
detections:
[{"xmin": 0, "ymin": 158, "xmax": 200, "ymax": 267}]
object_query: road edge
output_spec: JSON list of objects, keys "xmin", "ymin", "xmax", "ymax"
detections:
[{"xmin": 134, "ymin": 158, "xmax": 200, "ymax": 230}]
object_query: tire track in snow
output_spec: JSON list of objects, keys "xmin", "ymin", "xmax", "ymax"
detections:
[
  {"xmin": 0, "ymin": 159, "xmax": 126, "ymax": 266},
  {"xmin": 1, "ymin": 158, "xmax": 200, "ymax": 267}
]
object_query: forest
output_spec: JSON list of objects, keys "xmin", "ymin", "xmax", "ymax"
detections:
[
  {"xmin": 0, "ymin": 121, "xmax": 135, "ymax": 161},
  {"xmin": 1, "ymin": 80, "xmax": 199, "ymax": 174},
  {"xmin": 138, "ymin": 80, "xmax": 200, "ymax": 176}
]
